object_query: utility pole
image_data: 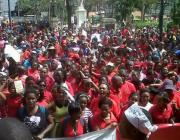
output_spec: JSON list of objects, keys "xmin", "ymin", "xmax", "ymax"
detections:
[
  {"xmin": 159, "ymin": 0, "xmax": 164, "ymax": 41},
  {"xmin": 8, "ymin": 0, "xmax": 12, "ymax": 29}
]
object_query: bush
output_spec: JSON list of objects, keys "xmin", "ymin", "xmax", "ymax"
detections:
[{"xmin": 134, "ymin": 20, "xmax": 158, "ymax": 29}]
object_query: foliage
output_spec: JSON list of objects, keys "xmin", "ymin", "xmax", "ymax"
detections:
[
  {"xmin": 16, "ymin": 0, "xmax": 65, "ymax": 15},
  {"xmin": 171, "ymin": 0, "xmax": 180, "ymax": 24},
  {"xmin": 134, "ymin": 20, "xmax": 158, "ymax": 28}
]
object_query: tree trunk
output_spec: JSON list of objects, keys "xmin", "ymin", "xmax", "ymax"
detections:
[{"xmin": 141, "ymin": 2, "xmax": 145, "ymax": 21}]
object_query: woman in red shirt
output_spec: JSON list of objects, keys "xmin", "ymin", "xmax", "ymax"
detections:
[
  {"xmin": 149, "ymin": 93, "xmax": 174, "ymax": 124},
  {"xmin": 60, "ymin": 102, "xmax": 88, "ymax": 137},
  {"xmin": 90, "ymin": 83, "xmax": 120, "ymax": 120},
  {"xmin": 90, "ymin": 97, "xmax": 118, "ymax": 130},
  {"xmin": 5, "ymin": 81, "xmax": 22, "ymax": 117}
]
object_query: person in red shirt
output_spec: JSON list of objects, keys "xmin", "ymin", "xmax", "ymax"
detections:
[
  {"xmin": 116, "ymin": 70, "xmax": 136, "ymax": 106},
  {"xmin": 149, "ymin": 93, "xmax": 174, "ymax": 124},
  {"xmin": 6, "ymin": 81, "xmax": 22, "ymax": 117},
  {"xmin": 39, "ymin": 68, "xmax": 54, "ymax": 92},
  {"xmin": 27, "ymin": 62, "xmax": 40, "ymax": 82},
  {"xmin": 90, "ymin": 83, "xmax": 120, "ymax": 120},
  {"xmin": 34, "ymin": 80, "xmax": 53, "ymax": 109},
  {"xmin": 60, "ymin": 102, "xmax": 88, "ymax": 137},
  {"xmin": 90, "ymin": 97, "xmax": 118, "ymax": 130}
]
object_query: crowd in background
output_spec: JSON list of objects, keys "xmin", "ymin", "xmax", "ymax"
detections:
[{"xmin": 0, "ymin": 22, "xmax": 179, "ymax": 140}]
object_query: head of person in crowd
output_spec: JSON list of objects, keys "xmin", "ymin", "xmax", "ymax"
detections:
[
  {"xmin": 49, "ymin": 59, "xmax": 58, "ymax": 72},
  {"xmin": 37, "ymin": 80, "xmax": 46, "ymax": 100},
  {"xmin": 63, "ymin": 60, "xmax": 72, "ymax": 74},
  {"xmin": 106, "ymin": 62, "xmax": 115, "ymax": 75},
  {"xmin": 118, "ymin": 68, "xmax": 127, "ymax": 83},
  {"xmin": 76, "ymin": 93, "xmax": 89, "ymax": 111},
  {"xmin": 99, "ymin": 83, "xmax": 110, "ymax": 98},
  {"xmin": 25, "ymin": 76, "xmax": 36, "ymax": 88},
  {"xmin": 131, "ymin": 71, "xmax": 141, "ymax": 87},
  {"xmin": 161, "ymin": 67, "xmax": 169, "ymax": 79},
  {"xmin": 128, "ymin": 92, "xmax": 138, "ymax": 106},
  {"xmin": 53, "ymin": 69, "xmax": 67, "ymax": 84},
  {"xmin": 31, "ymin": 61, "xmax": 39, "ymax": 71},
  {"xmin": 17, "ymin": 65, "xmax": 26, "ymax": 77},
  {"xmin": 111, "ymin": 75, "xmax": 123, "ymax": 90},
  {"xmin": 8, "ymin": 81, "xmax": 17, "ymax": 96},
  {"xmin": 39, "ymin": 67, "xmax": 48, "ymax": 79},
  {"xmin": 81, "ymin": 78, "xmax": 92, "ymax": 91},
  {"xmin": 172, "ymin": 59, "xmax": 179, "ymax": 68},
  {"xmin": 99, "ymin": 75, "xmax": 109, "ymax": 85},
  {"xmin": 146, "ymin": 61, "xmax": 155, "ymax": 70},
  {"xmin": 126, "ymin": 60, "xmax": 134, "ymax": 73},
  {"xmin": 24, "ymin": 87, "xmax": 39, "ymax": 109},
  {"xmin": 146, "ymin": 69, "xmax": 156, "ymax": 82},
  {"xmin": 139, "ymin": 88, "xmax": 151, "ymax": 107},
  {"xmin": 157, "ymin": 92, "xmax": 171, "ymax": 111},
  {"xmin": 98, "ymin": 97, "xmax": 113, "ymax": 118},
  {"xmin": 7, "ymin": 57, "xmax": 18, "ymax": 79},
  {"xmin": 162, "ymin": 58, "xmax": 169, "ymax": 67},
  {"xmin": 47, "ymin": 44, "xmax": 56, "ymax": 58},
  {"xmin": 100, "ymin": 66, "xmax": 108, "ymax": 76},
  {"xmin": 0, "ymin": 74, "xmax": 7, "ymax": 86},
  {"xmin": 52, "ymin": 84, "xmax": 69, "ymax": 107},
  {"xmin": 154, "ymin": 62, "xmax": 162, "ymax": 73},
  {"xmin": 0, "ymin": 118, "xmax": 33, "ymax": 140},
  {"xmin": 168, "ymin": 71, "xmax": 178, "ymax": 85},
  {"xmin": 68, "ymin": 102, "xmax": 82, "ymax": 122}
]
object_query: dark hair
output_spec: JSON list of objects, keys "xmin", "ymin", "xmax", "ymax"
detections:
[
  {"xmin": 98, "ymin": 97, "xmax": 113, "ymax": 108},
  {"xmin": 24, "ymin": 87, "xmax": 38, "ymax": 98},
  {"xmin": 0, "ymin": 118, "xmax": 32, "ymax": 140},
  {"xmin": 25, "ymin": 76, "xmax": 35, "ymax": 84},
  {"xmin": 7, "ymin": 57, "xmax": 18, "ymax": 78},
  {"xmin": 75, "ymin": 92, "xmax": 89, "ymax": 103},
  {"xmin": 139, "ymin": 88, "xmax": 150, "ymax": 96},
  {"xmin": 68, "ymin": 102, "xmax": 81, "ymax": 116},
  {"xmin": 8, "ymin": 81, "xmax": 15, "ymax": 90},
  {"xmin": 158, "ymin": 92, "xmax": 171, "ymax": 104},
  {"xmin": 54, "ymin": 68, "xmax": 67, "ymax": 82},
  {"xmin": 129, "ymin": 92, "xmax": 138, "ymax": 100}
]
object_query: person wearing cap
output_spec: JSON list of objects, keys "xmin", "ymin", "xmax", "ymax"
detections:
[{"xmin": 120, "ymin": 103, "xmax": 158, "ymax": 140}]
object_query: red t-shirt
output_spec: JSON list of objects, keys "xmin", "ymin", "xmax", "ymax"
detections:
[
  {"xmin": 27, "ymin": 69, "xmax": 40, "ymax": 82},
  {"xmin": 45, "ymin": 76, "xmax": 55, "ymax": 92},
  {"xmin": 149, "ymin": 104, "xmax": 173, "ymax": 124},
  {"xmin": 62, "ymin": 118, "xmax": 84, "ymax": 137},
  {"xmin": 90, "ymin": 112, "xmax": 117, "ymax": 130},
  {"xmin": 119, "ymin": 81, "xmax": 136, "ymax": 105},
  {"xmin": 90, "ymin": 96, "xmax": 120, "ymax": 120},
  {"xmin": 6, "ymin": 95, "xmax": 22, "ymax": 117}
]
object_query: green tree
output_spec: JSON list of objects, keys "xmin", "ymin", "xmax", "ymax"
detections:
[
  {"xmin": 114, "ymin": 0, "xmax": 136, "ymax": 21},
  {"xmin": 172, "ymin": 0, "xmax": 180, "ymax": 24},
  {"xmin": 135, "ymin": 0, "xmax": 157, "ymax": 21}
]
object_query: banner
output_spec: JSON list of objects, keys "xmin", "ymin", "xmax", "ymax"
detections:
[
  {"xmin": 43, "ymin": 128, "xmax": 116, "ymax": 140},
  {"xmin": 4, "ymin": 44, "xmax": 21, "ymax": 62}
]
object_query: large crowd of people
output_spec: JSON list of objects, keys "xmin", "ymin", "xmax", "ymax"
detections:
[{"xmin": 0, "ymin": 22, "xmax": 179, "ymax": 140}]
